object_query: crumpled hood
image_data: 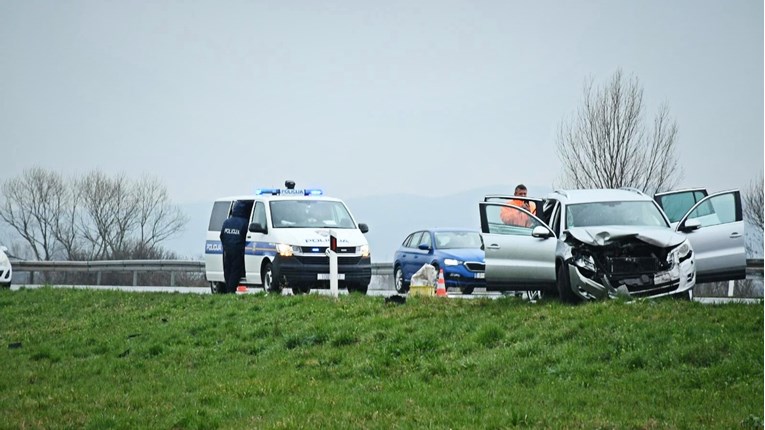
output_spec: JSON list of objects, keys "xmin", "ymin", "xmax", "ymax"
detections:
[
  {"xmin": 438, "ymin": 248, "xmax": 485, "ymax": 262},
  {"xmin": 275, "ymin": 228, "xmax": 367, "ymax": 247},
  {"xmin": 566, "ymin": 226, "xmax": 686, "ymax": 248}
]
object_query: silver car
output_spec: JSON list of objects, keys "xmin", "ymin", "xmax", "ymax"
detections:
[{"xmin": 479, "ymin": 188, "xmax": 746, "ymax": 302}]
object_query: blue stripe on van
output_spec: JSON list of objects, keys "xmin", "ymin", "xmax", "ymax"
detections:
[{"xmin": 205, "ymin": 240, "xmax": 276, "ymax": 256}]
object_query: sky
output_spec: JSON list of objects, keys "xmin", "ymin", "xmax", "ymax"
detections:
[{"xmin": 1, "ymin": 0, "xmax": 763, "ymax": 206}]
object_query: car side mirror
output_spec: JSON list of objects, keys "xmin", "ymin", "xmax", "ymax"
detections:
[
  {"xmin": 531, "ymin": 226, "xmax": 553, "ymax": 238},
  {"xmin": 248, "ymin": 222, "xmax": 267, "ymax": 233},
  {"xmin": 680, "ymin": 218, "xmax": 702, "ymax": 232},
  {"xmin": 358, "ymin": 223, "xmax": 369, "ymax": 233},
  {"xmin": 418, "ymin": 243, "xmax": 430, "ymax": 250}
]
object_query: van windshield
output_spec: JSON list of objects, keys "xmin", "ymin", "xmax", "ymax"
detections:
[{"xmin": 270, "ymin": 200, "xmax": 357, "ymax": 229}]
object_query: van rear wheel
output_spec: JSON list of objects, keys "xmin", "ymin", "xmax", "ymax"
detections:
[{"xmin": 210, "ymin": 282, "xmax": 225, "ymax": 294}]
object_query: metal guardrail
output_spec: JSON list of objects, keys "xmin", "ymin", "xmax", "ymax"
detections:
[
  {"xmin": 13, "ymin": 260, "xmax": 204, "ymax": 287},
  {"xmin": 10, "ymin": 259, "xmax": 764, "ymax": 287}
]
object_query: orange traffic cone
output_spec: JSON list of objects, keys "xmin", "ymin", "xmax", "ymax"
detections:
[
  {"xmin": 236, "ymin": 285, "xmax": 248, "ymax": 295},
  {"xmin": 436, "ymin": 269, "xmax": 448, "ymax": 297}
]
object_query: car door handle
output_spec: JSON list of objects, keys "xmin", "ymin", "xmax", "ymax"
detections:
[
  {"xmin": 730, "ymin": 232, "xmax": 742, "ymax": 238},
  {"xmin": 486, "ymin": 244, "xmax": 500, "ymax": 250}
]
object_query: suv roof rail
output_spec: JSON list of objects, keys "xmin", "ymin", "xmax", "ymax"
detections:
[
  {"xmin": 552, "ymin": 190, "xmax": 568, "ymax": 198},
  {"xmin": 619, "ymin": 187, "xmax": 647, "ymax": 195}
]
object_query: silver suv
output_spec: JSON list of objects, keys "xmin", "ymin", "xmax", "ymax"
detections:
[{"xmin": 479, "ymin": 188, "xmax": 746, "ymax": 302}]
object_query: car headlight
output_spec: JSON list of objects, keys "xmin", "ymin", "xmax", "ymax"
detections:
[
  {"xmin": 668, "ymin": 240, "xmax": 692, "ymax": 264},
  {"xmin": 572, "ymin": 254, "xmax": 597, "ymax": 273},
  {"xmin": 360, "ymin": 244, "xmax": 370, "ymax": 258},
  {"xmin": 275, "ymin": 243, "xmax": 299, "ymax": 257},
  {"xmin": 444, "ymin": 258, "xmax": 460, "ymax": 266},
  {"xmin": 0, "ymin": 252, "xmax": 8, "ymax": 267}
]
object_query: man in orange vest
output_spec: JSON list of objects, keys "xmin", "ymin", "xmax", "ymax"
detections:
[{"xmin": 500, "ymin": 184, "xmax": 537, "ymax": 227}]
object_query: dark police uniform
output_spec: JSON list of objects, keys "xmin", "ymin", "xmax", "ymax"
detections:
[{"xmin": 219, "ymin": 201, "xmax": 249, "ymax": 294}]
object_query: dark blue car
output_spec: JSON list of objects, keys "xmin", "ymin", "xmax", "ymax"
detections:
[{"xmin": 393, "ymin": 228, "xmax": 486, "ymax": 295}]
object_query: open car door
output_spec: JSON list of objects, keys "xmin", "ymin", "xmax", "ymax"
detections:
[
  {"xmin": 478, "ymin": 201, "xmax": 556, "ymax": 292},
  {"xmin": 654, "ymin": 188, "xmax": 709, "ymax": 226},
  {"xmin": 672, "ymin": 190, "xmax": 746, "ymax": 283}
]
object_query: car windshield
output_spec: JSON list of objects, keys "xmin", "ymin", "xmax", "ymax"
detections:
[
  {"xmin": 566, "ymin": 201, "xmax": 668, "ymax": 228},
  {"xmin": 434, "ymin": 231, "xmax": 483, "ymax": 249},
  {"xmin": 270, "ymin": 200, "xmax": 356, "ymax": 229}
]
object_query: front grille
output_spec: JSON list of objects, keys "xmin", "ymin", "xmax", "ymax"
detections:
[
  {"xmin": 464, "ymin": 262, "xmax": 485, "ymax": 272},
  {"xmin": 607, "ymin": 257, "xmax": 659, "ymax": 275},
  {"xmin": 294, "ymin": 255, "xmax": 362, "ymax": 265},
  {"xmin": 299, "ymin": 246, "xmax": 356, "ymax": 254},
  {"xmin": 628, "ymin": 281, "xmax": 679, "ymax": 297}
]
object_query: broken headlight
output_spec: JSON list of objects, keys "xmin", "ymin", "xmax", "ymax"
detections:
[
  {"xmin": 667, "ymin": 240, "xmax": 692, "ymax": 264},
  {"xmin": 572, "ymin": 254, "xmax": 597, "ymax": 273}
]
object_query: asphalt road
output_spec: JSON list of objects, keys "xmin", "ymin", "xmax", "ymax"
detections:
[{"xmin": 9, "ymin": 281, "xmax": 762, "ymax": 304}]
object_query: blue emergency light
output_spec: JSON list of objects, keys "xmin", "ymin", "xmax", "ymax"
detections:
[{"xmin": 253, "ymin": 188, "xmax": 323, "ymax": 196}]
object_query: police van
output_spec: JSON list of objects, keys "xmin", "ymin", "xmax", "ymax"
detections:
[{"xmin": 204, "ymin": 181, "xmax": 371, "ymax": 295}]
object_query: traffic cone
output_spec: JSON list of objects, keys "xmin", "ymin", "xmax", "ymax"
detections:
[
  {"xmin": 436, "ymin": 269, "xmax": 447, "ymax": 297},
  {"xmin": 236, "ymin": 285, "xmax": 248, "ymax": 295}
]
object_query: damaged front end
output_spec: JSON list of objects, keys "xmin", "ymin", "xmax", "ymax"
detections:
[{"xmin": 561, "ymin": 227, "xmax": 696, "ymax": 300}]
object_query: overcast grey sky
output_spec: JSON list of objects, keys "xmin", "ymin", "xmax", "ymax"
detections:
[{"xmin": 1, "ymin": 0, "xmax": 762, "ymax": 204}]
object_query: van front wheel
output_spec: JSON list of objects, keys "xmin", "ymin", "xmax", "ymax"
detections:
[
  {"xmin": 263, "ymin": 262, "xmax": 283, "ymax": 294},
  {"xmin": 347, "ymin": 283, "xmax": 369, "ymax": 295}
]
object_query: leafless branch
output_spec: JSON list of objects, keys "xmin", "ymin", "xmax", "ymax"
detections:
[{"xmin": 556, "ymin": 69, "xmax": 682, "ymax": 195}]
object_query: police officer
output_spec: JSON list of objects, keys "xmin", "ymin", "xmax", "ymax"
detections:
[{"xmin": 219, "ymin": 201, "xmax": 249, "ymax": 294}]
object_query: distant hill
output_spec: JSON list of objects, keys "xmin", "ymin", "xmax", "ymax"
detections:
[{"xmin": 131, "ymin": 183, "xmax": 765, "ymax": 262}]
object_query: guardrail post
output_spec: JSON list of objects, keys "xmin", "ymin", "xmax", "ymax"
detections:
[
  {"xmin": 97, "ymin": 272, "xmax": 101, "ymax": 285},
  {"xmin": 170, "ymin": 272, "xmax": 176, "ymax": 287},
  {"xmin": 133, "ymin": 271, "xmax": 138, "ymax": 286}
]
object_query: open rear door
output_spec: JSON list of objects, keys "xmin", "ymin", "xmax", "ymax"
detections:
[{"xmin": 675, "ymin": 190, "xmax": 746, "ymax": 283}]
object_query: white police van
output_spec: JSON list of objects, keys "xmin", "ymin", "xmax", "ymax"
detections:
[{"xmin": 204, "ymin": 181, "xmax": 371, "ymax": 295}]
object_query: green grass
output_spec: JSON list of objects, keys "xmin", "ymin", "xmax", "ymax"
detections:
[{"xmin": 0, "ymin": 288, "xmax": 762, "ymax": 429}]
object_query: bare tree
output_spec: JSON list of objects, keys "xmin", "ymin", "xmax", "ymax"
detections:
[
  {"xmin": 743, "ymin": 172, "xmax": 763, "ymax": 256},
  {"xmin": 556, "ymin": 69, "xmax": 682, "ymax": 195},
  {"xmin": 1, "ymin": 168, "xmax": 189, "ymax": 262},
  {"xmin": 76, "ymin": 171, "xmax": 140, "ymax": 259},
  {"xmin": 0, "ymin": 167, "xmax": 67, "ymax": 260},
  {"xmin": 133, "ymin": 176, "xmax": 189, "ymax": 252}
]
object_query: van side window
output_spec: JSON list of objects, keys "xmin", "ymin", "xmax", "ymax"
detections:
[
  {"xmin": 252, "ymin": 202, "xmax": 266, "ymax": 227},
  {"xmin": 208, "ymin": 201, "xmax": 232, "ymax": 231}
]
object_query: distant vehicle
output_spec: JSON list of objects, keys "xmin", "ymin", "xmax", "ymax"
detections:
[
  {"xmin": 480, "ymin": 188, "xmax": 745, "ymax": 302},
  {"xmin": 0, "ymin": 246, "xmax": 12, "ymax": 288},
  {"xmin": 393, "ymin": 229, "xmax": 485, "ymax": 295},
  {"xmin": 204, "ymin": 181, "xmax": 371, "ymax": 295}
]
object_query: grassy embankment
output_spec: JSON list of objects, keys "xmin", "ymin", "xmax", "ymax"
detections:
[{"xmin": 0, "ymin": 288, "xmax": 762, "ymax": 429}]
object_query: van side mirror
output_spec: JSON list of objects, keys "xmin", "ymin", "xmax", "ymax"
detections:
[
  {"xmin": 358, "ymin": 223, "xmax": 369, "ymax": 234},
  {"xmin": 249, "ymin": 222, "xmax": 267, "ymax": 233}
]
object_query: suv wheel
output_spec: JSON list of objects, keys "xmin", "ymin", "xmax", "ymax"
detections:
[{"xmin": 556, "ymin": 264, "xmax": 581, "ymax": 304}]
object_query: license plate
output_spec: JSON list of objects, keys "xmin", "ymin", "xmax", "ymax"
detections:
[
  {"xmin": 318, "ymin": 273, "xmax": 346, "ymax": 280},
  {"xmin": 474, "ymin": 272, "xmax": 485, "ymax": 279},
  {"xmin": 653, "ymin": 271, "xmax": 671, "ymax": 284}
]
